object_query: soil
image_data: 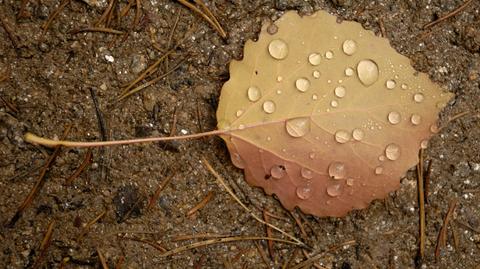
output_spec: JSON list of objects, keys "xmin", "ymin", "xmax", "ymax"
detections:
[{"xmin": 1, "ymin": 0, "xmax": 479, "ymax": 268}]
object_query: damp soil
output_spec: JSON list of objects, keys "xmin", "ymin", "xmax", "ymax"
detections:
[{"xmin": 1, "ymin": 0, "xmax": 479, "ymax": 268}]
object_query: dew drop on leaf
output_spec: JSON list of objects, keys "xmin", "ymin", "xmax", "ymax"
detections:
[
  {"xmin": 268, "ymin": 39, "xmax": 288, "ymax": 60},
  {"xmin": 330, "ymin": 100, "xmax": 338, "ymax": 108},
  {"xmin": 346, "ymin": 178, "xmax": 355, "ymax": 186},
  {"xmin": 247, "ymin": 86, "xmax": 261, "ymax": 102},
  {"xmin": 345, "ymin": 67, "xmax": 354, "ymax": 77},
  {"xmin": 375, "ymin": 166, "xmax": 383, "ymax": 175},
  {"xmin": 342, "ymin": 40, "xmax": 357, "ymax": 55},
  {"xmin": 296, "ymin": 186, "xmax": 312, "ymax": 200},
  {"xmin": 385, "ymin": 143, "xmax": 401, "ymax": 160},
  {"xmin": 326, "ymin": 183, "xmax": 343, "ymax": 197},
  {"xmin": 308, "ymin": 53, "xmax": 321, "ymax": 66},
  {"xmin": 328, "ymin": 162, "xmax": 347, "ymax": 179},
  {"xmin": 295, "ymin": 77, "xmax": 311, "ymax": 92},
  {"xmin": 262, "ymin": 100, "xmax": 276, "ymax": 114},
  {"xmin": 335, "ymin": 130, "xmax": 350, "ymax": 144},
  {"xmin": 300, "ymin": 167, "xmax": 314, "ymax": 179},
  {"xmin": 414, "ymin": 93, "xmax": 425, "ymax": 103},
  {"xmin": 334, "ymin": 86, "xmax": 346, "ymax": 98},
  {"xmin": 313, "ymin": 70, "xmax": 321, "ymax": 79},
  {"xmin": 270, "ymin": 165, "xmax": 286, "ymax": 179},
  {"xmin": 357, "ymin": 59, "xmax": 379, "ymax": 86},
  {"xmin": 410, "ymin": 114, "xmax": 421, "ymax": 125},
  {"xmin": 352, "ymin": 128, "xmax": 365, "ymax": 141},
  {"xmin": 420, "ymin": 140, "xmax": 429, "ymax": 149},
  {"xmin": 285, "ymin": 117, "xmax": 310, "ymax": 137},
  {"xmin": 388, "ymin": 111, "xmax": 401, "ymax": 125},
  {"xmin": 386, "ymin": 80, "xmax": 396, "ymax": 89},
  {"xmin": 325, "ymin": 50, "xmax": 334, "ymax": 59}
]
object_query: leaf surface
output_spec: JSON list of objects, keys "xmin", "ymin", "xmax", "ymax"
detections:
[{"xmin": 217, "ymin": 11, "xmax": 453, "ymax": 217}]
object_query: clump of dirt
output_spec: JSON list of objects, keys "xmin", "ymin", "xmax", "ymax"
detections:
[{"xmin": 1, "ymin": 0, "xmax": 479, "ymax": 268}]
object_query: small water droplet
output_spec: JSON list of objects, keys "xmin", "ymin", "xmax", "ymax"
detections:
[
  {"xmin": 266, "ymin": 136, "xmax": 271, "ymax": 141},
  {"xmin": 328, "ymin": 161, "xmax": 346, "ymax": 179},
  {"xmin": 342, "ymin": 40, "xmax": 357, "ymax": 55},
  {"xmin": 401, "ymin": 83, "xmax": 408, "ymax": 90},
  {"xmin": 335, "ymin": 130, "xmax": 350, "ymax": 144},
  {"xmin": 263, "ymin": 100, "xmax": 276, "ymax": 114},
  {"xmin": 312, "ymin": 94, "xmax": 318, "ymax": 100},
  {"xmin": 379, "ymin": 155, "xmax": 386, "ymax": 161},
  {"xmin": 285, "ymin": 117, "xmax": 310, "ymax": 137},
  {"xmin": 270, "ymin": 165, "xmax": 286, "ymax": 179},
  {"xmin": 345, "ymin": 67, "xmax": 354, "ymax": 77},
  {"xmin": 301, "ymin": 167, "xmax": 314, "ymax": 179},
  {"xmin": 385, "ymin": 143, "xmax": 401, "ymax": 161},
  {"xmin": 331, "ymin": 100, "xmax": 338, "ymax": 108},
  {"xmin": 346, "ymin": 178, "xmax": 354, "ymax": 186},
  {"xmin": 276, "ymin": 89, "xmax": 282, "ymax": 95},
  {"xmin": 410, "ymin": 114, "xmax": 421, "ymax": 125},
  {"xmin": 296, "ymin": 186, "xmax": 312, "ymax": 200},
  {"xmin": 357, "ymin": 59, "xmax": 379, "ymax": 86},
  {"xmin": 236, "ymin": 110, "xmax": 243, "ymax": 117},
  {"xmin": 268, "ymin": 39, "xmax": 288, "ymax": 60},
  {"xmin": 325, "ymin": 50, "xmax": 334, "ymax": 59},
  {"xmin": 388, "ymin": 111, "xmax": 401, "ymax": 125},
  {"xmin": 308, "ymin": 53, "xmax": 321, "ymax": 66},
  {"xmin": 352, "ymin": 128, "xmax": 365, "ymax": 141},
  {"xmin": 375, "ymin": 166, "xmax": 383, "ymax": 175},
  {"xmin": 430, "ymin": 124, "xmax": 439, "ymax": 133},
  {"xmin": 309, "ymin": 152, "xmax": 316, "ymax": 159},
  {"xmin": 414, "ymin": 93, "xmax": 424, "ymax": 103},
  {"xmin": 327, "ymin": 183, "xmax": 343, "ymax": 197},
  {"xmin": 420, "ymin": 139, "xmax": 429, "ymax": 149},
  {"xmin": 386, "ymin": 80, "xmax": 396, "ymax": 89},
  {"xmin": 295, "ymin": 78, "xmax": 310, "ymax": 92},
  {"xmin": 277, "ymin": 76, "xmax": 283, "ymax": 82},
  {"xmin": 334, "ymin": 86, "xmax": 346, "ymax": 98},
  {"xmin": 232, "ymin": 153, "xmax": 245, "ymax": 169},
  {"xmin": 313, "ymin": 70, "xmax": 321, "ymax": 79},
  {"xmin": 247, "ymin": 86, "xmax": 261, "ymax": 102}
]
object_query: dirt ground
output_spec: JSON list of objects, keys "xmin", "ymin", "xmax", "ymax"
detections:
[{"xmin": 1, "ymin": 0, "xmax": 479, "ymax": 268}]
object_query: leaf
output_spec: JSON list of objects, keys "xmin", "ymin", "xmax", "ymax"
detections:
[{"xmin": 216, "ymin": 11, "xmax": 453, "ymax": 217}]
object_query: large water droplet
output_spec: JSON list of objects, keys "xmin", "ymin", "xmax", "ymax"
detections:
[
  {"xmin": 334, "ymin": 86, "xmax": 346, "ymax": 98},
  {"xmin": 268, "ymin": 39, "xmax": 288, "ymax": 60},
  {"xmin": 285, "ymin": 117, "xmax": 310, "ymax": 138},
  {"xmin": 352, "ymin": 128, "xmax": 365, "ymax": 141},
  {"xmin": 357, "ymin": 59, "xmax": 379, "ymax": 86},
  {"xmin": 295, "ymin": 78, "xmax": 310, "ymax": 92},
  {"xmin": 414, "ymin": 93, "xmax": 424, "ymax": 103},
  {"xmin": 386, "ymin": 80, "xmax": 396, "ymax": 89},
  {"xmin": 328, "ymin": 161, "xmax": 346, "ymax": 179},
  {"xmin": 296, "ymin": 186, "xmax": 312, "ymax": 200},
  {"xmin": 308, "ymin": 53, "xmax": 321, "ymax": 66},
  {"xmin": 247, "ymin": 86, "xmax": 261, "ymax": 102},
  {"xmin": 335, "ymin": 130, "xmax": 350, "ymax": 144},
  {"xmin": 342, "ymin": 40, "xmax": 357, "ymax": 55},
  {"xmin": 385, "ymin": 143, "xmax": 401, "ymax": 161},
  {"xmin": 345, "ymin": 67, "xmax": 354, "ymax": 77},
  {"xmin": 263, "ymin": 100, "xmax": 276, "ymax": 114},
  {"xmin": 327, "ymin": 183, "xmax": 343, "ymax": 197},
  {"xmin": 270, "ymin": 165, "xmax": 286, "ymax": 179},
  {"xmin": 388, "ymin": 111, "xmax": 401, "ymax": 125},
  {"xmin": 410, "ymin": 114, "xmax": 421, "ymax": 125},
  {"xmin": 325, "ymin": 50, "xmax": 334, "ymax": 59},
  {"xmin": 300, "ymin": 167, "xmax": 314, "ymax": 179}
]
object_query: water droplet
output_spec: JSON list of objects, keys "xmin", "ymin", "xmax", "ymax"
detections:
[
  {"xmin": 379, "ymin": 155, "xmax": 386, "ymax": 161},
  {"xmin": 309, "ymin": 152, "xmax": 316, "ymax": 159},
  {"xmin": 410, "ymin": 114, "xmax": 421, "ymax": 125},
  {"xmin": 247, "ymin": 86, "xmax": 261, "ymax": 102},
  {"xmin": 301, "ymin": 167, "xmax": 314, "ymax": 179},
  {"xmin": 276, "ymin": 89, "xmax": 282, "ymax": 95},
  {"xmin": 236, "ymin": 110, "xmax": 243, "ymax": 117},
  {"xmin": 388, "ymin": 111, "xmax": 401, "ymax": 125},
  {"xmin": 346, "ymin": 178, "xmax": 355, "ymax": 186},
  {"xmin": 420, "ymin": 139, "xmax": 429, "ymax": 149},
  {"xmin": 334, "ymin": 86, "xmax": 346, "ymax": 98},
  {"xmin": 345, "ymin": 67, "xmax": 354, "ymax": 77},
  {"xmin": 313, "ymin": 70, "xmax": 321, "ymax": 79},
  {"xmin": 385, "ymin": 143, "xmax": 401, "ymax": 161},
  {"xmin": 330, "ymin": 100, "xmax": 338, "ymax": 108},
  {"xmin": 414, "ymin": 93, "xmax": 424, "ymax": 103},
  {"xmin": 430, "ymin": 124, "xmax": 439, "ymax": 133},
  {"xmin": 296, "ymin": 186, "xmax": 312, "ymax": 200},
  {"xmin": 270, "ymin": 165, "xmax": 286, "ymax": 179},
  {"xmin": 312, "ymin": 94, "xmax": 318, "ymax": 100},
  {"xmin": 342, "ymin": 40, "xmax": 357, "ymax": 55},
  {"xmin": 375, "ymin": 166, "xmax": 383, "ymax": 175},
  {"xmin": 328, "ymin": 161, "xmax": 346, "ymax": 179},
  {"xmin": 277, "ymin": 76, "xmax": 283, "ymax": 82},
  {"xmin": 263, "ymin": 100, "xmax": 276, "ymax": 114},
  {"xmin": 386, "ymin": 80, "xmax": 396, "ymax": 89},
  {"xmin": 285, "ymin": 117, "xmax": 310, "ymax": 137},
  {"xmin": 232, "ymin": 153, "xmax": 245, "ymax": 169},
  {"xmin": 268, "ymin": 39, "xmax": 288, "ymax": 60},
  {"xmin": 357, "ymin": 59, "xmax": 379, "ymax": 86},
  {"xmin": 327, "ymin": 183, "xmax": 343, "ymax": 197},
  {"xmin": 352, "ymin": 128, "xmax": 365, "ymax": 141},
  {"xmin": 295, "ymin": 78, "xmax": 310, "ymax": 92},
  {"xmin": 238, "ymin": 124, "xmax": 245, "ymax": 130},
  {"xmin": 335, "ymin": 130, "xmax": 350, "ymax": 144},
  {"xmin": 401, "ymin": 83, "xmax": 408, "ymax": 90},
  {"xmin": 325, "ymin": 50, "xmax": 334, "ymax": 59},
  {"xmin": 266, "ymin": 136, "xmax": 271, "ymax": 141},
  {"xmin": 308, "ymin": 53, "xmax": 321, "ymax": 66}
]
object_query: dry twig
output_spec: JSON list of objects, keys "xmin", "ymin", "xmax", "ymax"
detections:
[{"xmin": 423, "ymin": 0, "xmax": 474, "ymax": 29}]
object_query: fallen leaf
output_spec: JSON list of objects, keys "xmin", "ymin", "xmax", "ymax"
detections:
[{"xmin": 216, "ymin": 11, "xmax": 453, "ymax": 217}]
